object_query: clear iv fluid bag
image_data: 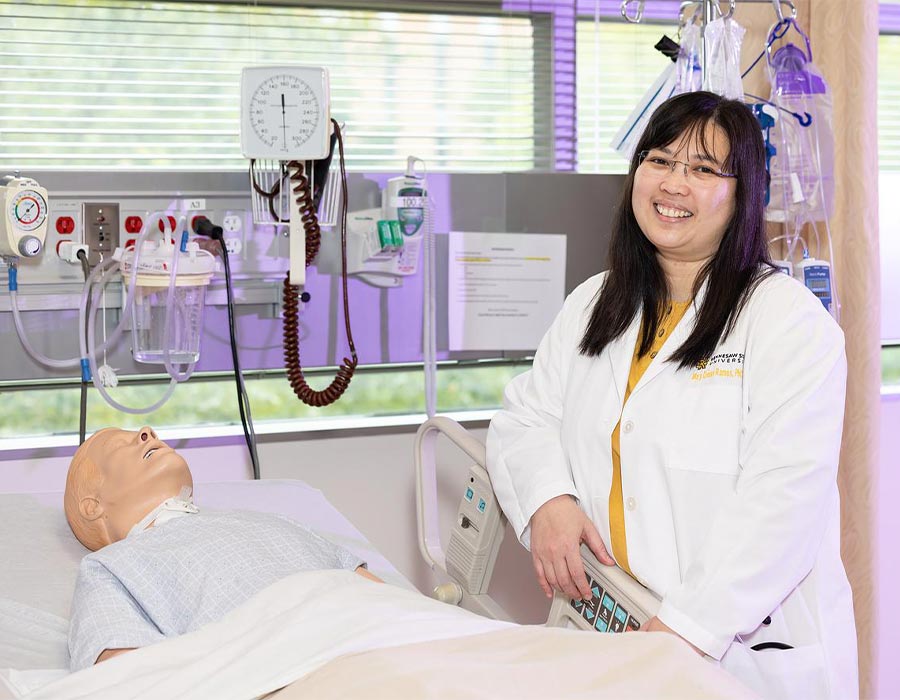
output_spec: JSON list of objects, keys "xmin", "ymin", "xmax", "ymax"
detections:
[{"xmin": 767, "ymin": 44, "xmax": 835, "ymax": 223}]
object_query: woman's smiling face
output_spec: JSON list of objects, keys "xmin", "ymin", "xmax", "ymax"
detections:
[{"xmin": 631, "ymin": 122, "xmax": 737, "ymax": 266}]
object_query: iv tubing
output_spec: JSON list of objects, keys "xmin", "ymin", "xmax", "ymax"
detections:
[
  {"xmin": 87, "ymin": 274, "xmax": 178, "ymax": 415},
  {"xmin": 10, "ymin": 287, "xmax": 81, "ymax": 369},
  {"xmin": 9, "ymin": 213, "xmax": 155, "ymax": 371},
  {"xmin": 162, "ymin": 232, "xmax": 195, "ymax": 382},
  {"xmin": 78, "ymin": 212, "xmax": 168, "ymax": 363},
  {"xmin": 84, "ymin": 213, "xmax": 189, "ymax": 413},
  {"xmin": 10, "ymin": 258, "xmax": 126, "ymax": 369}
]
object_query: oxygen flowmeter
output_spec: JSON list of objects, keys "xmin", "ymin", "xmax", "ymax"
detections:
[{"xmin": 0, "ymin": 176, "xmax": 48, "ymax": 258}]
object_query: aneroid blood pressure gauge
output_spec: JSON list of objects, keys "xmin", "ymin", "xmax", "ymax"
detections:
[
  {"xmin": 1, "ymin": 177, "xmax": 48, "ymax": 258},
  {"xmin": 240, "ymin": 66, "xmax": 331, "ymax": 160}
]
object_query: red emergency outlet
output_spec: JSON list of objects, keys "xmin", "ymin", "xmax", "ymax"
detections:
[
  {"xmin": 55, "ymin": 216, "xmax": 75, "ymax": 235},
  {"xmin": 157, "ymin": 215, "xmax": 177, "ymax": 234},
  {"xmin": 124, "ymin": 216, "xmax": 143, "ymax": 234}
]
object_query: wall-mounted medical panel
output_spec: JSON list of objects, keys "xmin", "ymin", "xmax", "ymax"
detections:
[{"xmin": 0, "ymin": 171, "xmax": 623, "ymax": 382}]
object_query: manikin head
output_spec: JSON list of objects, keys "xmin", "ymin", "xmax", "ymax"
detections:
[{"xmin": 64, "ymin": 426, "xmax": 193, "ymax": 551}]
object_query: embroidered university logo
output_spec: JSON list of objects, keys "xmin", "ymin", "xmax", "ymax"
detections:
[{"xmin": 691, "ymin": 353, "xmax": 744, "ymax": 382}]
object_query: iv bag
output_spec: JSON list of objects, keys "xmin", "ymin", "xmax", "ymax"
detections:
[
  {"xmin": 703, "ymin": 17, "xmax": 745, "ymax": 100},
  {"xmin": 674, "ymin": 24, "xmax": 702, "ymax": 95},
  {"xmin": 610, "ymin": 62, "xmax": 679, "ymax": 161},
  {"xmin": 766, "ymin": 44, "xmax": 835, "ymax": 222}
]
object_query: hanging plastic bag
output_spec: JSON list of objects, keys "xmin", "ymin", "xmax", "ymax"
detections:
[
  {"xmin": 766, "ymin": 39, "xmax": 835, "ymax": 222},
  {"xmin": 610, "ymin": 62, "xmax": 679, "ymax": 162},
  {"xmin": 674, "ymin": 23, "xmax": 702, "ymax": 95},
  {"xmin": 703, "ymin": 17, "xmax": 746, "ymax": 100}
]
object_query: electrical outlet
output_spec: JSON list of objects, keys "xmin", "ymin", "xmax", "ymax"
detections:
[
  {"xmin": 82, "ymin": 202, "xmax": 120, "ymax": 265},
  {"xmin": 224, "ymin": 238, "xmax": 242, "ymax": 255}
]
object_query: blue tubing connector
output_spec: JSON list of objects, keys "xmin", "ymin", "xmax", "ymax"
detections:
[
  {"xmin": 80, "ymin": 358, "xmax": 92, "ymax": 383},
  {"xmin": 8, "ymin": 266, "xmax": 17, "ymax": 292}
]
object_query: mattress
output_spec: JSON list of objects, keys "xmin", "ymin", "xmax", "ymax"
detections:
[{"xmin": 0, "ymin": 479, "xmax": 413, "ymax": 671}]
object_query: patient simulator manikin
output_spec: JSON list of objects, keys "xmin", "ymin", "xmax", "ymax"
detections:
[{"xmin": 63, "ymin": 426, "xmax": 380, "ymax": 671}]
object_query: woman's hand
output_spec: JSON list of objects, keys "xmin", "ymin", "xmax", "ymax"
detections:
[
  {"xmin": 529, "ymin": 495, "xmax": 615, "ymax": 600},
  {"xmin": 642, "ymin": 616, "xmax": 704, "ymax": 656}
]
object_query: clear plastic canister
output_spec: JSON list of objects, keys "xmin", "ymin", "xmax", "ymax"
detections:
[
  {"xmin": 123, "ymin": 239, "xmax": 216, "ymax": 365},
  {"xmin": 131, "ymin": 273, "xmax": 211, "ymax": 364}
]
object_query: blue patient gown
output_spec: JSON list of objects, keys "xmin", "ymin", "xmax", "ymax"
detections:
[{"xmin": 68, "ymin": 510, "xmax": 365, "ymax": 671}]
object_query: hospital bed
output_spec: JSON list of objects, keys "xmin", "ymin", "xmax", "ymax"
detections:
[
  {"xmin": 0, "ymin": 453, "xmax": 759, "ymax": 700},
  {"xmin": 0, "ymin": 479, "xmax": 413, "ymax": 697}
]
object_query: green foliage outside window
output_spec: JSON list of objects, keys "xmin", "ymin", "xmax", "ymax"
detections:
[{"xmin": 0, "ymin": 363, "xmax": 530, "ymax": 439}]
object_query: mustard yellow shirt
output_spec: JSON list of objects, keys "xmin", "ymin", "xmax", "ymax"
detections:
[{"xmin": 609, "ymin": 301, "xmax": 691, "ymax": 574}]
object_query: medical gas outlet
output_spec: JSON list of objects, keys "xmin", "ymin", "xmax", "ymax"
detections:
[
  {"xmin": 0, "ymin": 176, "xmax": 48, "ymax": 258},
  {"xmin": 83, "ymin": 203, "xmax": 120, "ymax": 266}
]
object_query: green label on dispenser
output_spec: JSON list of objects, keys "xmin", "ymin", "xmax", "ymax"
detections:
[
  {"xmin": 389, "ymin": 220, "xmax": 403, "ymax": 248},
  {"xmin": 377, "ymin": 220, "xmax": 393, "ymax": 249}
]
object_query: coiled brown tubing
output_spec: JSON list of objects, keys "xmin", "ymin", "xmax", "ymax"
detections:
[{"xmin": 283, "ymin": 119, "xmax": 357, "ymax": 407}]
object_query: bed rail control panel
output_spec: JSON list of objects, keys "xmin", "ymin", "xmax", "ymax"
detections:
[
  {"xmin": 546, "ymin": 544, "xmax": 660, "ymax": 633},
  {"xmin": 445, "ymin": 464, "xmax": 505, "ymax": 595}
]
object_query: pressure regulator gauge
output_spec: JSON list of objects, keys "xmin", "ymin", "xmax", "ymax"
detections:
[
  {"xmin": 0, "ymin": 177, "xmax": 49, "ymax": 258},
  {"xmin": 10, "ymin": 189, "xmax": 48, "ymax": 232},
  {"xmin": 240, "ymin": 66, "xmax": 331, "ymax": 160}
]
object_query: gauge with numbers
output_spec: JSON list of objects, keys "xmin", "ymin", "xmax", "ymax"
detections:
[
  {"xmin": 240, "ymin": 66, "xmax": 330, "ymax": 160},
  {"xmin": 10, "ymin": 189, "xmax": 48, "ymax": 232}
]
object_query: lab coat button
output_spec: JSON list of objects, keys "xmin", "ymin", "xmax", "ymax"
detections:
[
  {"xmin": 626, "ymin": 497, "xmax": 637, "ymax": 511},
  {"xmin": 623, "ymin": 420, "xmax": 634, "ymax": 434}
]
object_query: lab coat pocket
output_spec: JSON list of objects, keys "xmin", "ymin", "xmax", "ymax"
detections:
[
  {"xmin": 722, "ymin": 641, "xmax": 829, "ymax": 700},
  {"xmin": 665, "ymin": 440, "xmax": 739, "ymax": 475}
]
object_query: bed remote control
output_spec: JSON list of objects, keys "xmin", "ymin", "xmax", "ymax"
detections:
[{"xmin": 546, "ymin": 544, "xmax": 660, "ymax": 633}]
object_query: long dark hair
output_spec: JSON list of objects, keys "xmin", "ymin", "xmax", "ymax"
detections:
[{"xmin": 579, "ymin": 91, "xmax": 775, "ymax": 369}]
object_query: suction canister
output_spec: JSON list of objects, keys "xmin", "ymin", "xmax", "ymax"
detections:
[{"xmin": 120, "ymin": 238, "xmax": 216, "ymax": 364}]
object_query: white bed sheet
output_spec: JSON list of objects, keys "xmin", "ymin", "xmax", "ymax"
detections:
[{"xmin": 0, "ymin": 479, "xmax": 413, "ymax": 672}]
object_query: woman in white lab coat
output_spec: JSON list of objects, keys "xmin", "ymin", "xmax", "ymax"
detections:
[{"xmin": 486, "ymin": 91, "xmax": 857, "ymax": 700}]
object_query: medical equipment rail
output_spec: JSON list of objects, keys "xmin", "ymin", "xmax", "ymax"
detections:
[
  {"xmin": 414, "ymin": 415, "xmax": 511, "ymax": 622},
  {"xmin": 415, "ymin": 415, "xmax": 662, "ymax": 633}
]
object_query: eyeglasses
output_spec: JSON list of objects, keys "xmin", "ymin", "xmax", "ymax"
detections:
[{"xmin": 637, "ymin": 150, "xmax": 736, "ymax": 185}]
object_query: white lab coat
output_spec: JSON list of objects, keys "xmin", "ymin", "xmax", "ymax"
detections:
[{"xmin": 486, "ymin": 270, "xmax": 858, "ymax": 700}]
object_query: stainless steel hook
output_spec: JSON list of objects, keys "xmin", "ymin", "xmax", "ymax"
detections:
[
  {"xmin": 621, "ymin": 0, "xmax": 646, "ymax": 24},
  {"xmin": 718, "ymin": 0, "xmax": 737, "ymax": 21},
  {"xmin": 770, "ymin": 0, "xmax": 797, "ymax": 22},
  {"xmin": 771, "ymin": 0, "xmax": 784, "ymax": 21}
]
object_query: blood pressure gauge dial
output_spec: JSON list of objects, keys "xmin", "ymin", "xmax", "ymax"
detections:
[{"xmin": 240, "ymin": 66, "xmax": 331, "ymax": 160}]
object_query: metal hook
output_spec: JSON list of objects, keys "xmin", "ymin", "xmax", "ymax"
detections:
[
  {"xmin": 770, "ymin": 0, "xmax": 797, "ymax": 22},
  {"xmin": 720, "ymin": 0, "xmax": 737, "ymax": 21},
  {"xmin": 771, "ymin": 0, "xmax": 784, "ymax": 22},
  {"xmin": 621, "ymin": 0, "xmax": 645, "ymax": 23}
]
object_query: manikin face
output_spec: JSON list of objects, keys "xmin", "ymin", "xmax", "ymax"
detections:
[
  {"xmin": 632, "ymin": 123, "xmax": 737, "ymax": 266},
  {"xmin": 81, "ymin": 426, "xmax": 192, "ymax": 544}
]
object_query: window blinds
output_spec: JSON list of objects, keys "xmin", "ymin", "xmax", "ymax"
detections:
[
  {"xmin": 575, "ymin": 18, "xmax": 673, "ymax": 173},
  {"xmin": 0, "ymin": 1, "xmax": 545, "ymax": 171},
  {"xmin": 879, "ymin": 34, "xmax": 900, "ymax": 172}
]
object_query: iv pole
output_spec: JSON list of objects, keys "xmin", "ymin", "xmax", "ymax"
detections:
[{"xmin": 620, "ymin": 0, "xmax": 797, "ymax": 87}]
